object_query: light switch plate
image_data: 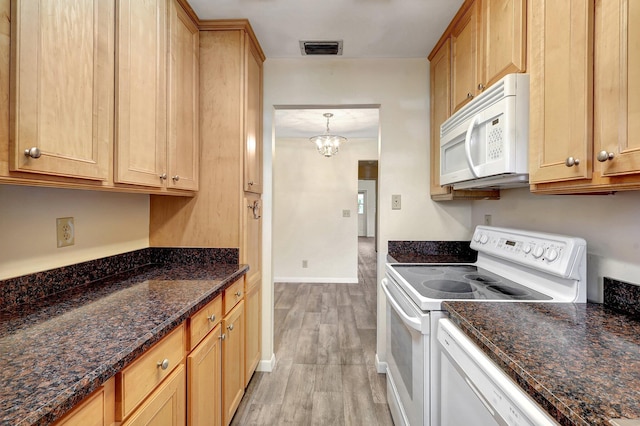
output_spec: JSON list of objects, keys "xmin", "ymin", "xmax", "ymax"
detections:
[
  {"xmin": 57, "ymin": 217, "xmax": 75, "ymax": 248},
  {"xmin": 343, "ymin": 209, "xmax": 351, "ymax": 217}
]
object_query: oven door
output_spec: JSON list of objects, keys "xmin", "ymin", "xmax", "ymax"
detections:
[{"xmin": 382, "ymin": 277, "xmax": 429, "ymax": 426}]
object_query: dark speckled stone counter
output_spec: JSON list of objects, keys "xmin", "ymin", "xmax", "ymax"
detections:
[
  {"xmin": 443, "ymin": 299, "xmax": 640, "ymax": 426},
  {"xmin": 387, "ymin": 240, "xmax": 477, "ymax": 263},
  {"xmin": 0, "ymin": 256, "xmax": 247, "ymax": 426}
]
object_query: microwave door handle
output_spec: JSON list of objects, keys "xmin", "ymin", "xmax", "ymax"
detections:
[{"xmin": 464, "ymin": 115, "xmax": 482, "ymax": 178}]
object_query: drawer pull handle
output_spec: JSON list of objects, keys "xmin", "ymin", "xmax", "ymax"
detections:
[
  {"xmin": 565, "ymin": 157, "xmax": 580, "ymax": 167},
  {"xmin": 221, "ymin": 333, "xmax": 226, "ymax": 341},
  {"xmin": 235, "ymin": 291, "xmax": 242, "ymax": 297},
  {"xmin": 227, "ymin": 323, "xmax": 234, "ymax": 331},
  {"xmin": 157, "ymin": 359, "xmax": 170, "ymax": 370},
  {"xmin": 597, "ymin": 151, "xmax": 615, "ymax": 162},
  {"xmin": 24, "ymin": 147, "xmax": 41, "ymax": 159},
  {"xmin": 208, "ymin": 314, "xmax": 216, "ymax": 322}
]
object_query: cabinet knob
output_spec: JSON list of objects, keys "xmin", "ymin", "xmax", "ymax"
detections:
[
  {"xmin": 596, "ymin": 151, "xmax": 615, "ymax": 162},
  {"xmin": 24, "ymin": 147, "xmax": 41, "ymax": 159},
  {"xmin": 248, "ymin": 181, "xmax": 254, "ymax": 186},
  {"xmin": 227, "ymin": 323, "xmax": 234, "ymax": 331},
  {"xmin": 172, "ymin": 175, "xmax": 180, "ymax": 181},
  {"xmin": 159, "ymin": 173, "xmax": 167, "ymax": 180},
  {"xmin": 157, "ymin": 358, "xmax": 170, "ymax": 370},
  {"xmin": 235, "ymin": 291, "xmax": 242, "ymax": 297},
  {"xmin": 565, "ymin": 157, "xmax": 580, "ymax": 167},
  {"xmin": 477, "ymin": 83, "xmax": 485, "ymax": 91},
  {"xmin": 466, "ymin": 92, "xmax": 474, "ymax": 99},
  {"xmin": 207, "ymin": 314, "xmax": 216, "ymax": 322},
  {"xmin": 221, "ymin": 333, "xmax": 226, "ymax": 341}
]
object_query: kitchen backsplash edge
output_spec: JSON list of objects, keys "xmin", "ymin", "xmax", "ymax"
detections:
[
  {"xmin": 387, "ymin": 240, "xmax": 478, "ymax": 263},
  {"xmin": 0, "ymin": 247, "xmax": 240, "ymax": 311},
  {"xmin": 604, "ymin": 277, "xmax": 640, "ymax": 318}
]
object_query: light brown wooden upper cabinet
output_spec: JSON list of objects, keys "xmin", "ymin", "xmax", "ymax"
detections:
[
  {"xmin": 167, "ymin": 0, "xmax": 199, "ymax": 191},
  {"xmin": 451, "ymin": 0, "xmax": 480, "ymax": 112},
  {"xmin": 528, "ymin": 0, "xmax": 593, "ymax": 186},
  {"xmin": 115, "ymin": 0, "xmax": 168, "ymax": 188},
  {"xmin": 9, "ymin": 0, "xmax": 114, "ymax": 181},
  {"xmin": 115, "ymin": 0, "xmax": 199, "ymax": 192},
  {"xmin": 244, "ymin": 38, "xmax": 264, "ymax": 194},
  {"xmin": 450, "ymin": 0, "xmax": 526, "ymax": 113},
  {"xmin": 529, "ymin": 0, "xmax": 640, "ymax": 193}
]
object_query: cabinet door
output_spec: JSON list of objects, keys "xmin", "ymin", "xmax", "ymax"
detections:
[
  {"xmin": 244, "ymin": 37, "xmax": 263, "ymax": 194},
  {"xmin": 121, "ymin": 365, "xmax": 186, "ymax": 426},
  {"xmin": 595, "ymin": 0, "xmax": 640, "ymax": 177},
  {"xmin": 187, "ymin": 325, "xmax": 222, "ymax": 426},
  {"xmin": 528, "ymin": 0, "xmax": 594, "ymax": 184},
  {"xmin": 430, "ymin": 39, "xmax": 453, "ymax": 197},
  {"xmin": 244, "ymin": 280, "xmax": 261, "ymax": 387},
  {"xmin": 481, "ymin": 0, "xmax": 526, "ymax": 89},
  {"xmin": 167, "ymin": 0, "xmax": 199, "ymax": 191},
  {"xmin": 10, "ymin": 0, "xmax": 113, "ymax": 180},
  {"xmin": 451, "ymin": 0, "xmax": 480, "ymax": 112},
  {"xmin": 115, "ymin": 0, "xmax": 167, "ymax": 187},
  {"xmin": 243, "ymin": 193, "xmax": 262, "ymax": 287},
  {"xmin": 54, "ymin": 379, "xmax": 115, "ymax": 426},
  {"xmin": 222, "ymin": 301, "xmax": 245, "ymax": 426}
]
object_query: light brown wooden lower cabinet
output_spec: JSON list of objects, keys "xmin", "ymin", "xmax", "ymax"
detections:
[
  {"xmin": 244, "ymin": 279, "xmax": 261, "ymax": 387},
  {"xmin": 222, "ymin": 300, "xmax": 245, "ymax": 426},
  {"xmin": 121, "ymin": 364, "xmax": 186, "ymax": 426},
  {"xmin": 53, "ymin": 378, "xmax": 115, "ymax": 426},
  {"xmin": 187, "ymin": 324, "xmax": 222, "ymax": 426}
]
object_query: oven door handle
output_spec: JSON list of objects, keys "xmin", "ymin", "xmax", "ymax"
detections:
[{"xmin": 382, "ymin": 279, "xmax": 422, "ymax": 331}]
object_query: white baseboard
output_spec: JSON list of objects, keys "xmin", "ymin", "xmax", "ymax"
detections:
[
  {"xmin": 274, "ymin": 277, "xmax": 359, "ymax": 284},
  {"xmin": 257, "ymin": 353, "xmax": 276, "ymax": 372},
  {"xmin": 375, "ymin": 354, "xmax": 388, "ymax": 374}
]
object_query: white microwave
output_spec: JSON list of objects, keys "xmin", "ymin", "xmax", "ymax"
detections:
[{"xmin": 439, "ymin": 73, "xmax": 529, "ymax": 190}]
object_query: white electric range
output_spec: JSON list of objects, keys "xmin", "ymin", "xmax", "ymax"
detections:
[{"xmin": 381, "ymin": 226, "xmax": 587, "ymax": 426}]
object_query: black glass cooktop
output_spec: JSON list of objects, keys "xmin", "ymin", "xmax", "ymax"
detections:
[{"xmin": 392, "ymin": 265, "xmax": 552, "ymax": 301}]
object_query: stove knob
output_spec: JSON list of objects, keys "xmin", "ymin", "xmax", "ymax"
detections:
[
  {"xmin": 479, "ymin": 234, "xmax": 489, "ymax": 244},
  {"xmin": 474, "ymin": 233, "xmax": 481, "ymax": 242},
  {"xmin": 545, "ymin": 248, "xmax": 559, "ymax": 262},
  {"xmin": 523, "ymin": 245, "xmax": 532, "ymax": 254},
  {"xmin": 532, "ymin": 246, "xmax": 544, "ymax": 259}
]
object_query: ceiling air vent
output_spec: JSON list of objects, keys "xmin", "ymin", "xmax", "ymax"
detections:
[{"xmin": 299, "ymin": 40, "xmax": 343, "ymax": 56}]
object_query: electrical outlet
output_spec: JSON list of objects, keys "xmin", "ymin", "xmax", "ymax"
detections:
[
  {"xmin": 302, "ymin": 260, "xmax": 308, "ymax": 268},
  {"xmin": 343, "ymin": 209, "xmax": 351, "ymax": 217},
  {"xmin": 484, "ymin": 214, "xmax": 492, "ymax": 226},
  {"xmin": 57, "ymin": 217, "xmax": 75, "ymax": 248},
  {"xmin": 392, "ymin": 194, "xmax": 401, "ymax": 210}
]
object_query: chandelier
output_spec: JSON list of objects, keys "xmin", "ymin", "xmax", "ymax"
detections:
[{"xmin": 309, "ymin": 113, "xmax": 347, "ymax": 157}]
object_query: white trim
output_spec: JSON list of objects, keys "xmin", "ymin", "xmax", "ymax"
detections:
[
  {"xmin": 375, "ymin": 353, "xmax": 388, "ymax": 374},
  {"xmin": 257, "ymin": 353, "xmax": 276, "ymax": 372},
  {"xmin": 274, "ymin": 276, "xmax": 359, "ymax": 284}
]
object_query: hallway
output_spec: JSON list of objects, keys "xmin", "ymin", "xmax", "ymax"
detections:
[{"xmin": 231, "ymin": 237, "xmax": 393, "ymax": 425}]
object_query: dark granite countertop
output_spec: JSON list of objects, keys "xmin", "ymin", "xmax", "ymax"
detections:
[
  {"xmin": 0, "ymin": 262, "xmax": 248, "ymax": 426},
  {"xmin": 387, "ymin": 240, "xmax": 477, "ymax": 264},
  {"xmin": 443, "ymin": 301, "xmax": 640, "ymax": 426}
]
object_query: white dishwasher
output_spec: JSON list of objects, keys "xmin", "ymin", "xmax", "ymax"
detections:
[{"xmin": 437, "ymin": 319, "xmax": 559, "ymax": 426}]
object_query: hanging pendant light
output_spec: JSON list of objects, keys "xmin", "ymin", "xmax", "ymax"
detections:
[{"xmin": 309, "ymin": 113, "xmax": 347, "ymax": 157}]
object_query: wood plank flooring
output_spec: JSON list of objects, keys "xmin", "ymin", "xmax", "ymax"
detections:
[{"xmin": 231, "ymin": 237, "xmax": 393, "ymax": 426}]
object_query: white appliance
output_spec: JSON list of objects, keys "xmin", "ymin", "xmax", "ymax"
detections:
[
  {"xmin": 382, "ymin": 225, "xmax": 586, "ymax": 426},
  {"xmin": 437, "ymin": 319, "xmax": 558, "ymax": 426},
  {"xmin": 439, "ymin": 73, "xmax": 529, "ymax": 190}
]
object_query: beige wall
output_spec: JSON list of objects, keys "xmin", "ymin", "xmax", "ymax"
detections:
[
  {"xmin": 262, "ymin": 58, "xmax": 472, "ymax": 369},
  {"xmin": 273, "ymin": 137, "xmax": 377, "ymax": 283},
  {"xmin": 0, "ymin": 185, "xmax": 149, "ymax": 280},
  {"xmin": 472, "ymin": 188, "xmax": 640, "ymax": 302}
]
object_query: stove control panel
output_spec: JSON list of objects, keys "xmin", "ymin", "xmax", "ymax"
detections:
[{"xmin": 471, "ymin": 226, "xmax": 586, "ymax": 279}]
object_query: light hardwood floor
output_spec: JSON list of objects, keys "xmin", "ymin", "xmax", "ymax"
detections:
[{"xmin": 231, "ymin": 237, "xmax": 393, "ymax": 425}]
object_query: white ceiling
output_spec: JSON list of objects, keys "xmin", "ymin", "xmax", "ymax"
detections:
[{"xmin": 188, "ymin": 0, "xmax": 464, "ymax": 137}]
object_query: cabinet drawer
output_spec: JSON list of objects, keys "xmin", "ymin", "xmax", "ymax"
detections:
[
  {"xmin": 223, "ymin": 278, "xmax": 244, "ymax": 315},
  {"xmin": 188, "ymin": 295, "xmax": 222, "ymax": 351},
  {"xmin": 117, "ymin": 324, "xmax": 185, "ymax": 420}
]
